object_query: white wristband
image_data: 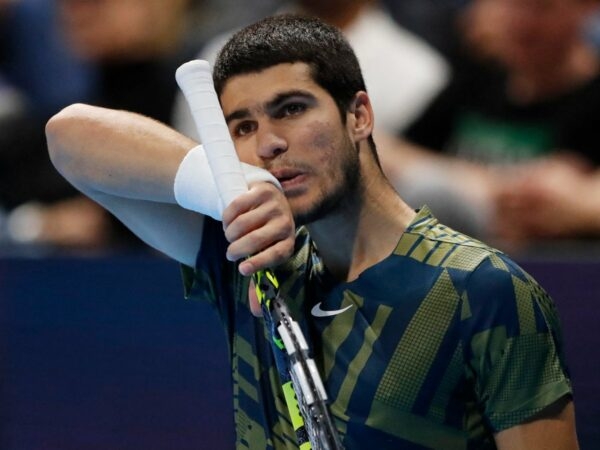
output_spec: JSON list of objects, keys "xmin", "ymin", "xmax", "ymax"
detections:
[{"xmin": 173, "ymin": 145, "xmax": 282, "ymax": 220}]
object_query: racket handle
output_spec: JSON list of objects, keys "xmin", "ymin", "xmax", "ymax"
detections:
[{"xmin": 175, "ymin": 60, "xmax": 247, "ymax": 207}]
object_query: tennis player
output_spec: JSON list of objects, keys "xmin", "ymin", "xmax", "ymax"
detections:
[{"xmin": 46, "ymin": 14, "xmax": 578, "ymax": 450}]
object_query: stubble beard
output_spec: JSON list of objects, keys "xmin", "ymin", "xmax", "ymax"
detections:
[{"xmin": 293, "ymin": 138, "xmax": 362, "ymax": 226}]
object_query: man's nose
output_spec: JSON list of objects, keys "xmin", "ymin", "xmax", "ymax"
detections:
[{"xmin": 255, "ymin": 125, "xmax": 288, "ymax": 159}]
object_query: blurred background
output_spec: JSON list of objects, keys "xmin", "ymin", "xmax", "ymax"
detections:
[{"xmin": 0, "ymin": 0, "xmax": 599, "ymax": 448}]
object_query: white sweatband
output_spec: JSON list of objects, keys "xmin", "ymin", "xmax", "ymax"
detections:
[{"xmin": 173, "ymin": 145, "xmax": 282, "ymax": 220}]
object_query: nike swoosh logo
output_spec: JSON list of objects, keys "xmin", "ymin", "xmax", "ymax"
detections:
[{"xmin": 311, "ymin": 302, "xmax": 353, "ymax": 318}]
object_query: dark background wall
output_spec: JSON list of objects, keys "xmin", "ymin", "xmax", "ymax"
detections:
[{"xmin": 0, "ymin": 254, "xmax": 597, "ymax": 449}]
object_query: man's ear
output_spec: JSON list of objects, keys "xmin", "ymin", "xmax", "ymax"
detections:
[{"xmin": 347, "ymin": 91, "xmax": 374, "ymax": 141}]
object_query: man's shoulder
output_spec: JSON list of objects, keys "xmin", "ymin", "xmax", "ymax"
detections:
[{"xmin": 396, "ymin": 206, "xmax": 506, "ymax": 274}]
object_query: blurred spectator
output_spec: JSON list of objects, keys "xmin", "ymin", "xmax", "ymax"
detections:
[
  {"xmin": 173, "ymin": 0, "xmax": 450, "ymax": 138},
  {"xmin": 381, "ymin": 0, "xmax": 471, "ymax": 67},
  {"xmin": 192, "ymin": 0, "xmax": 284, "ymax": 41},
  {"xmin": 0, "ymin": 0, "xmax": 95, "ymax": 118},
  {"xmin": 1, "ymin": 0, "xmax": 226, "ymax": 251},
  {"xmin": 58, "ymin": 0, "xmax": 199, "ymax": 126},
  {"xmin": 0, "ymin": 0, "xmax": 99, "ymax": 250},
  {"xmin": 384, "ymin": 0, "xmax": 600, "ymax": 249}
]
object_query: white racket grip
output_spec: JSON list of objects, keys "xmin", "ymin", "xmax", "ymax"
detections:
[{"xmin": 175, "ymin": 60, "xmax": 248, "ymax": 208}]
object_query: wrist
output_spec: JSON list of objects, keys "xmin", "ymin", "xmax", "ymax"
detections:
[
  {"xmin": 173, "ymin": 145, "xmax": 282, "ymax": 220},
  {"xmin": 174, "ymin": 144, "xmax": 222, "ymax": 219}
]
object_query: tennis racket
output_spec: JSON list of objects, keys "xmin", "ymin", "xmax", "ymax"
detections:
[{"xmin": 175, "ymin": 60, "xmax": 344, "ymax": 450}]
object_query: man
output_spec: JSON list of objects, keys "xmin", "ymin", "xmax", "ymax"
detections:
[{"xmin": 46, "ymin": 15, "xmax": 578, "ymax": 449}]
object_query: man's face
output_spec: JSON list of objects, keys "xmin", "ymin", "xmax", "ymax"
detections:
[{"xmin": 220, "ymin": 62, "xmax": 361, "ymax": 225}]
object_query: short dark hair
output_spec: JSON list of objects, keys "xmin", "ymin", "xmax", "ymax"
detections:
[{"xmin": 213, "ymin": 13, "xmax": 378, "ymax": 155}]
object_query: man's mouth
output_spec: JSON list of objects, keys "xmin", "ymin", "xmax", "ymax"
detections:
[{"xmin": 271, "ymin": 168, "xmax": 306, "ymax": 190}]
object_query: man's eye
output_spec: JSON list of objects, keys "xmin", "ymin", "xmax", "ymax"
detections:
[
  {"xmin": 234, "ymin": 121, "xmax": 256, "ymax": 137},
  {"xmin": 281, "ymin": 102, "xmax": 306, "ymax": 117}
]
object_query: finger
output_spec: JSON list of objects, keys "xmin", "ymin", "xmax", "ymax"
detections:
[
  {"xmin": 224, "ymin": 198, "xmax": 282, "ymax": 243},
  {"xmin": 226, "ymin": 208, "xmax": 293, "ymax": 258},
  {"xmin": 221, "ymin": 191, "xmax": 255, "ymax": 230},
  {"xmin": 221, "ymin": 183, "xmax": 281, "ymax": 229},
  {"xmin": 237, "ymin": 238, "xmax": 295, "ymax": 276}
]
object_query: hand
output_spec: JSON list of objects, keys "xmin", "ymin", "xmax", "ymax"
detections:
[
  {"xmin": 493, "ymin": 159, "xmax": 600, "ymax": 242},
  {"xmin": 221, "ymin": 181, "xmax": 295, "ymax": 277}
]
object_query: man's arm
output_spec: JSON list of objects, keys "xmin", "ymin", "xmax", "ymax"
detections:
[
  {"xmin": 46, "ymin": 103, "xmax": 204, "ymax": 266},
  {"xmin": 46, "ymin": 103, "xmax": 295, "ymax": 272},
  {"xmin": 495, "ymin": 397, "xmax": 579, "ymax": 450}
]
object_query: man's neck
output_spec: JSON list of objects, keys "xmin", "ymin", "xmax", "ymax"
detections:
[{"xmin": 307, "ymin": 162, "xmax": 416, "ymax": 283}]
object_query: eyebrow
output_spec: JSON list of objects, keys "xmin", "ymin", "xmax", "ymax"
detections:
[
  {"xmin": 224, "ymin": 108, "xmax": 250, "ymax": 124},
  {"xmin": 224, "ymin": 89, "xmax": 317, "ymax": 124}
]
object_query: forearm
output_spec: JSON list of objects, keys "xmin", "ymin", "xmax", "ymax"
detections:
[{"xmin": 46, "ymin": 103, "xmax": 195, "ymax": 202}]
